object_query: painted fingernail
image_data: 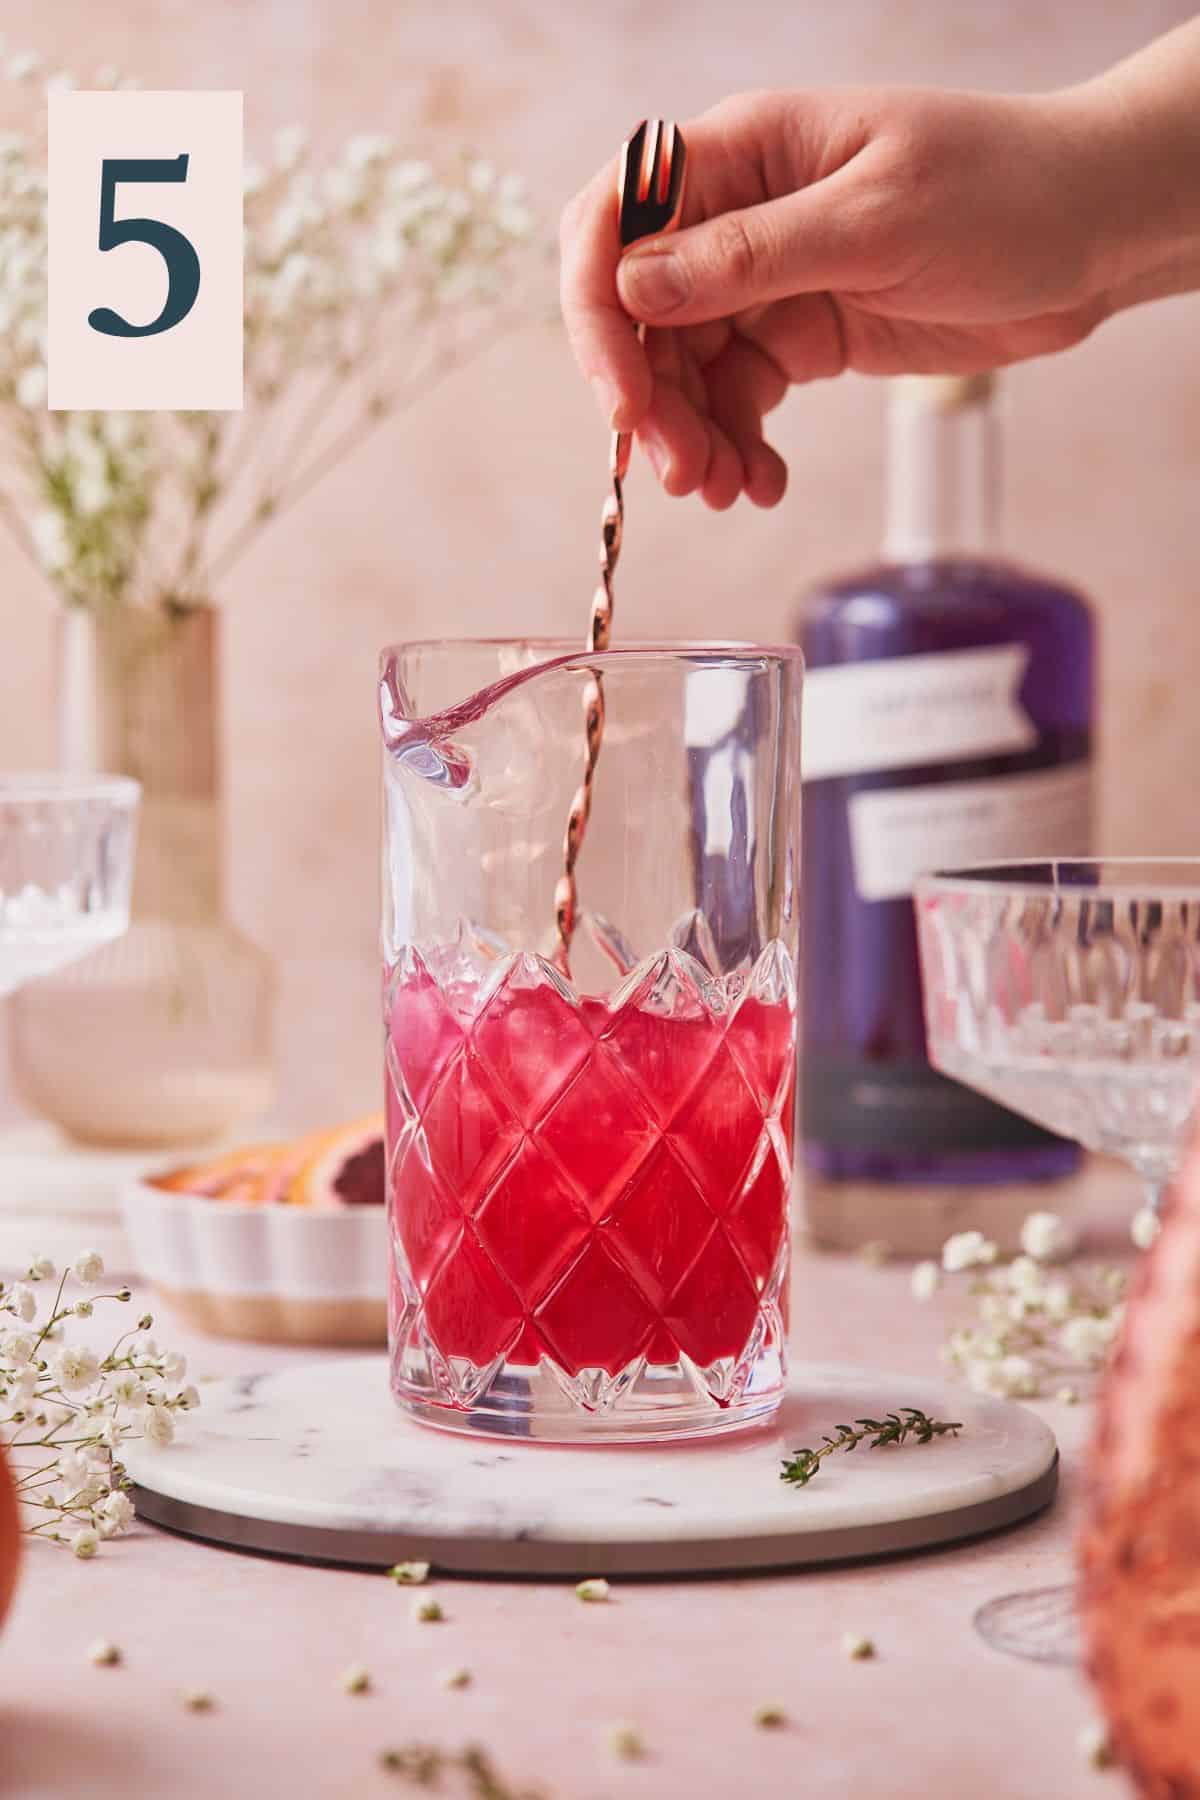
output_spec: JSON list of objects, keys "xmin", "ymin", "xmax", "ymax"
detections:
[{"xmin": 619, "ymin": 250, "xmax": 690, "ymax": 317}]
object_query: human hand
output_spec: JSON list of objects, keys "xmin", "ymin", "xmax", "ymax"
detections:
[{"xmin": 559, "ymin": 84, "xmax": 1126, "ymax": 509}]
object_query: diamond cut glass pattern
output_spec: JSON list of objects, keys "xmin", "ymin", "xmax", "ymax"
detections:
[{"xmin": 380, "ymin": 641, "xmax": 802, "ymax": 1442}]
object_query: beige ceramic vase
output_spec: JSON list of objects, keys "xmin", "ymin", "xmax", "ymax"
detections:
[{"xmin": 9, "ymin": 604, "xmax": 275, "ymax": 1148}]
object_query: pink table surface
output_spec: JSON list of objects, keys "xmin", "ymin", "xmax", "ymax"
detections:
[{"xmin": 2, "ymin": 1163, "xmax": 1135, "ymax": 1800}]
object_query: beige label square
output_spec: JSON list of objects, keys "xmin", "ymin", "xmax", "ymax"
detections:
[{"xmin": 48, "ymin": 90, "xmax": 243, "ymax": 411}]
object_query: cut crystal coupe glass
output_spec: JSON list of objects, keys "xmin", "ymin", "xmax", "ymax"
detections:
[
  {"xmin": 0, "ymin": 774, "xmax": 140, "ymax": 996},
  {"xmin": 380, "ymin": 640, "xmax": 803, "ymax": 1442},
  {"xmin": 917, "ymin": 857, "xmax": 1200, "ymax": 1663},
  {"xmin": 916, "ymin": 859, "xmax": 1200, "ymax": 1218}
]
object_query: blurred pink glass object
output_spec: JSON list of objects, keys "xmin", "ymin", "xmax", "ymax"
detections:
[{"xmin": 1081, "ymin": 1118, "xmax": 1200, "ymax": 1792}]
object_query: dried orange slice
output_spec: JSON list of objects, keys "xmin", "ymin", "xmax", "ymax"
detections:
[{"xmin": 147, "ymin": 1142, "xmax": 293, "ymax": 1203}]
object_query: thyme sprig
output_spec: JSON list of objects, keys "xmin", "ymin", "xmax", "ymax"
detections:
[{"xmin": 780, "ymin": 1408, "xmax": 962, "ymax": 1489}]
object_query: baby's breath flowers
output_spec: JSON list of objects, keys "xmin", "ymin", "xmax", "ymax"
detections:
[
  {"xmin": 913, "ymin": 1210, "xmax": 1128, "ymax": 1400},
  {"xmin": 411, "ymin": 1596, "xmax": 444, "ymax": 1623},
  {"xmin": 0, "ymin": 50, "xmax": 542, "ymax": 622},
  {"xmin": 87, "ymin": 1639, "xmax": 122, "ymax": 1667},
  {"xmin": 843, "ymin": 1635, "xmax": 875, "ymax": 1661},
  {"xmin": 339, "ymin": 1664, "xmax": 372, "ymax": 1695},
  {"xmin": 1019, "ymin": 1212, "xmax": 1079, "ymax": 1263},
  {"xmin": 1, "ymin": 1250, "xmax": 196, "ymax": 1552}
]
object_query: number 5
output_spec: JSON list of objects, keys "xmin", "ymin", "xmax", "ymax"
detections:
[{"xmin": 87, "ymin": 155, "xmax": 202, "ymax": 339}]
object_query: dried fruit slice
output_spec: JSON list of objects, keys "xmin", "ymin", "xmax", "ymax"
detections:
[
  {"xmin": 284, "ymin": 1115, "xmax": 385, "ymax": 1210},
  {"xmin": 147, "ymin": 1142, "xmax": 294, "ymax": 1204}
]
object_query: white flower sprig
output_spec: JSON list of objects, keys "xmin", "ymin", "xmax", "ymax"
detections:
[
  {"xmin": 0, "ymin": 48, "xmax": 543, "ymax": 617},
  {"xmin": 1, "ymin": 1250, "xmax": 197, "ymax": 1553},
  {"xmin": 912, "ymin": 1212, "xmax": 1126, "ymax": 1400}
]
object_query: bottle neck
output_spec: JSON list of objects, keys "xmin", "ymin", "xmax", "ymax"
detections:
[{"xmin": 882, "ymin": 379, "xmax": 1000, "ymax": 563}]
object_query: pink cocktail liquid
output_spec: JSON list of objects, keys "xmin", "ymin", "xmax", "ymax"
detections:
[{"xmin": 385, "ymin": 946, "xmax": 795, "ymax": 1407}]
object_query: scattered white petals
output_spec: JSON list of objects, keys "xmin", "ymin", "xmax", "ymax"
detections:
[
  {"xmin": 842, "ymin": 1634, "xmax": 875, "ymax": 1660},
  {"xmin": 753, "ymin": 1703, "xmax": 787, "ymax": 1728},
  {"xmin": 439, "ymin": 1667, "xmax": 472, "ymax": 1690},
  {"xmin": 1130, "ymin": 1207, "xmax": 1161, "ymax": 1251},
  {"xmin": 575, "ymin": 1578, "xmax": 611, "ymax": 1604},
  {"xmin": 411, "ymin": 1596, "xmax": 444, "ymax": 1623},
  {"xmin": 339, "ymin": 1664, "xmax": 371, "ymax": 1694},
  {"xmin": 88, "ymin": 1639, "xmax": 122, "ymax": 1666},
  {"xmin": 1077, "ymin": 1720, "xmax": 1114, "ymax": 1770},
  {"xmin": 1020, "ymin": 1212, "xmax": 1079, "ymax": 1263},
  {"xmin": 387, "ymin": 1560, "xmax": 430, "ymax": 1585},
  {"xmin": 911, "ymin": 1261, "xmax": 941, "ymax": 1301},
  {"xmin": 942, "ymin": 1231, "xmax": 997, "ymax": 1273},
  {"xmin": 606, "ymin": 1724, "xmax": 645, "ymax": 1761}
]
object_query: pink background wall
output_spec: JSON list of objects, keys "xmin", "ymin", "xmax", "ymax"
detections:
[{"xmin": 1, "ymin": 1, "xmax": 1197, "ymax": 1129}]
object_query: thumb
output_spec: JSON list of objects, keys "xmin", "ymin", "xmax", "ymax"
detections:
[{"xmin": 616, "ymin": 170, "xmax": 881, "ymax": 325}]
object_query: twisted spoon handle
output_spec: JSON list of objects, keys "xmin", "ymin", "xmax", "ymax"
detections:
[
  {"xmin": 553, "ymin": 330, "xmax": 643, "ymax": 969},
  {"xmin": 553, "ymin": 119, "xmax": 686, "ymax": 974}
]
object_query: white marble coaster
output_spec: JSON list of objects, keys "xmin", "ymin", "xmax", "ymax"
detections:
[{"xmin": 124, "ymin": 1358, "xmax": 1058, "ymax": 1576}]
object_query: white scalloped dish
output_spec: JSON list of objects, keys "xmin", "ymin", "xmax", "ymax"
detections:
[{"xmin": 120, "ymin": 1118, "xmax": 388, "ymax": 1346}]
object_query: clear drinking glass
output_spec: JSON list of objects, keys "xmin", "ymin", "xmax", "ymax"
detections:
[
  {"xmin": 916, "ymin": 858, "xmax": 1200, "ymax": 1217},
  {"xmin": 0, "ymin": 774, "xmax": 140, "ymax": 995},
  {"xmin": 380, "ymin": 640, "xmax": 803, "ymax": 1442}
]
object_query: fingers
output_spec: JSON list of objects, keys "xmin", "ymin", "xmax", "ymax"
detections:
[
  {"xmin": 617, "ymin": 157, "xmax": 888, "ymax": 328},
  {"xmin": 704, "ymin": 335, "xmax": 790, "ymax": 509},
  {"xmin": 635, "ymin": 376, "xmax": 746, "ymax": 510},
  {"xmin": 632, "ymin": 327, "xmax": 791, "ymax": 510},
  {"xmin": 559, "ymin": 158, "xmax": 653, "ymax": 432}
]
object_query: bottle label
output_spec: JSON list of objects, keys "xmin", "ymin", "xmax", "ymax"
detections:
[
  {"xmin": 847, "ymin": 762, "xmax": 1092, "ymax": 903},
  {"xmin": 802, "ymin": 645, "xmax": 1036, "ymax": 781},
  {"xmin": 802, "ymin": 1058, "xmax": 1063, "ymax": 1152}
]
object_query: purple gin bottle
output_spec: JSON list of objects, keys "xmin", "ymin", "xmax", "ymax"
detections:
[{"xmin": 798, "ymin": 374, "xmax": 1094, "ymax": 1253}]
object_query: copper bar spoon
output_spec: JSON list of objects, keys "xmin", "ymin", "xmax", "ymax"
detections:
[{"xmin": 554, "ymin": 118, "xmax": 688, "ymax": 972}]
